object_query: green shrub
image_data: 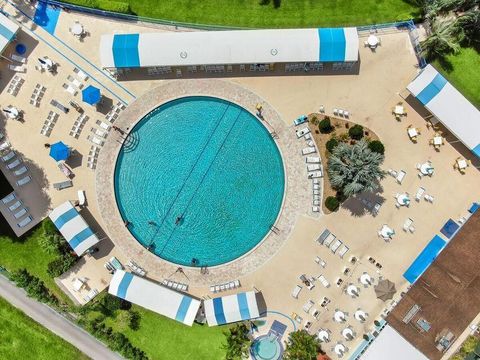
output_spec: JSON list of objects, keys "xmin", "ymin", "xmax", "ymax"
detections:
[
  {"xmin": 318, "ymin": 117, "xmax": 333, "ymax": 134},
  {"xmin": 47, "ymin": 255, "xmax": 77, "ymax": 278},
  {"xmin": 348, "ymin": 124, "xmax": 364, "ymax": 140},
  {"xmin": 326, "ymin": 138, "xmax": 339, "ymax": 153},
  {"xmin": 128, "ymin": 310, "xmax": 141, "ymax": 331},
  {"xmin": 97, "ymin": 0, "xmax": 131, "ymax": 13},
  {"xmin": 325, "ymin": 196, "xmax": 339, "ymax": 212},
  {"xmin": 10, "ymin": 269, "xmax": 58, "ymax": 305},
  {"xmin": 368, "ymin": 140, "xmax": 385, "ymax": 154}
]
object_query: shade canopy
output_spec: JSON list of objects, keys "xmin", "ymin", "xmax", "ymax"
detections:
[
  {"xmin": 100, "ymin": 28, "xmax": 359, "ymax": 68},
  {"xmin": 49, "ymin": 141, "xmax": 70, "ymax": 161},
  {"xmin": 82, "ymin": 85, "xmax": 101, "ymax": 105},
  {"xmin": 374, "ymin": 279, "xmax": 396, "ymax": 301},
  {"xmin": 204, "ymin": 291, "xmax": 260, "ymax": 326},
  {"xmin": 407, "ymin": 64, "xmax": 480, "ymax": 158},
  {"xmin": 49, "ymin": 201, "xmax": 100, "ymax": 256},
  {"xmin": 0, "ymin": 13, "xmax": 19, "ymax": 55},
  {"xmin": 109, "ymin": 270, "xmax": 200, "ymax": 326}
]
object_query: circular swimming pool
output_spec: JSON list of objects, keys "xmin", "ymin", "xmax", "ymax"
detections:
[
  {"xmin": 250, "ymin": 335, "xmax": 283, "ymax": 360},
  {"xmin": 114, "ymin": 96, "xmax": 285, "ymax": 266}
]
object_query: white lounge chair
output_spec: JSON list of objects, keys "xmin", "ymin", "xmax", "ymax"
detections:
[
  {"xmin": 303, "ymin": 300, "xmax": 314, "ymax": 313},
  {"xmin": 17, "ymin": 215, "xmax": 32, "ymax": 228},
  {"xmin": 312, "ymin": 206, "xmax": 320, "ymax": 212},
  {"xmin": 396, "ymin": 170, "xmax": 406, "ymax": 184},
  {"xmin": 16, "ymin": 175, "xmax": 31, "ymax": 186},
  {"xmin": 14, "ymin": 208, "xmax": 27, "ymax": 219},
  {"xmin": 302, "ymin": 147, "xmax": 316, "ymax": 155},
  {"xmin": 292, "ymin": 285, "xmax": 302, "ymax": 299},
  {"xmin": 87, "ymin": 135, "xmax": 105, "ymax": 146},
  {"xmin": 96, "ymin": 119, "xmax": 111, "ymax": 131},
  {"xmin": 306, "ymin": 156, "xmax": 320, "ymax": 163},
  {"xmin": 8, "ymin": 200, "xmax": 22, "ymax": 212},
  {"xmin": 331, "ymin": 239, "xmax": 342, "ymax": 253},
  {"xmin": 14, "ymin": 166, "xmax": 27, "ymax": 176},
  {"xmin": 338, "ymin": 245, "xmax": 349, "ymax": 258},
  {"xmin": 2, "ymin": 193, "xmax": 16, "ymax": 204},
  {"xmin": 11, "ymin": 54, "xmax": 26, "ymax": 63},
  {"xmin": 1, "ymin": 151, "xmax": 15, "ymax": 162},
  {"xmin": 324, "ymin": 233, "xmax": 335, "ymax": 247},
  {"xmin": 7, "ymin": 159, "xmax": 21, "ymax": 170},
  {"xmin": 308, "ymin": 171, "xmax": 323, "ymax": 179},
  {"xmin": 9, "ymin": 65, "xmax": 26, "ymax": 72},
  {"xmin": 318, "ymin": 275, "xmax": 330, "ymax": 288},
  {"xmin": 403, "ymin": 218, "xmax": 414, "ymax": 232},
  {"xmin": 307, "ymin": 164, "xmax": 321, "ymax": 172},
  {"xmin": 78, "ymin": 190, "xmax": 86, "ymax": 206},
  {"xmin": 296, "ymin": 127, "xmax": 310, "ymax": 138},
  {"xmin": 63, "ymin": 84, "xmax": 77, "ymax": 96}
]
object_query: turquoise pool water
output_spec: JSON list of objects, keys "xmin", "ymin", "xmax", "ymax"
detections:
[
  {"xmin": 114, "ymin": 96, "xmax": 284, "ymax": 266},
  {"xmin": 251, "ymin": 335, "xmax": 282, "ymax": 360}
]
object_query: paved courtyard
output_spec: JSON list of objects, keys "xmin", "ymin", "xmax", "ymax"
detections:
[{"xmin": 0, "ymin": 1, "xmax": 479, "ymax": 357}]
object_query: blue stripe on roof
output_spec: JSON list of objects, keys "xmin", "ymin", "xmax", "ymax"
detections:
[
  {"xmin": 116, "ymin": 272, "xmax": 134, "ymax": 299},
  {"xmin": 53, "ymin": 207, "xmax": 78, "ymax": 229},
  {"xmin": 318, "ymin": 28, "xmax": 346, "ymax": 62},
  {"xmin": 175, "ymin": 296, "xmax": 193, "ymax": 323},
  {"xmin": 68, "ymin": 227, "xmax": 94, "ymax": 250},
  {"xmin": 113, "ymin": 34, "xmax": 140, "ymax": 68},
  {"xmin": 416, "ymin": 73, "xmax": 447, "ymax": 105},
  {"xmin": 472, "ymin": 144, "xmax": 480, "ymax": 158},
  {"xmin": 237, "ymin": 292, "xmax": 251, "ymax": 320},
  {"xmin": 0, "ymin": 21, "xmax": 15, "ymax": 42},
  {"xmin": 403, "ymin": 235, "xmax": 446, "ymax": 283},
  {"xmin": 213, "ymin": 297, "xmax": 226, "ymax": 325}
]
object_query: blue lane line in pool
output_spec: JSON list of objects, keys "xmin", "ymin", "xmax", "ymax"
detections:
[
  {"xmin": 33, "ymin": 2, "xmax": 60, "ymax": 35},
  {"xmin": 146, "ymin": 104, "xmax": 231, "ymax": 247},
  {"xmin": 156, "ymin": 109, "xmax": 242, "ymax": 258},
  {"xmin": 5, "ymin": 0, "xmax": 136, "ymax": 103}
]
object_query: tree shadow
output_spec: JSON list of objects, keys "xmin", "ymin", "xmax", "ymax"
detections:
[{"xmin": 340, "ymin": 183, "xmax": 385, "ymax": 217}]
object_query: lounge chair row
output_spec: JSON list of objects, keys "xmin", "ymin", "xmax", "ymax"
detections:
[
  {"xmin": 40, "ymin": 111, "xmax": 59, "ymax": 137},
  {"xmin": 105, "ymin": 102, "xmax": 126, "ymax": 123},
  {"xmin": 10, "ymin": 54, "xmax": 26, "ymax": 64},
  {"xmin": 162, "ymin": 279, "xmax": 188, "ymax": 292},
  {"xmin": 87, "ymin": 145, "xmax": 100, "ymax": 170},
  {"xmin": 316, "ymin": 229, "xmax": 350, "ymax": 258},
  {"xmin": 312, "ymin": 178, "xmax": 321, "ymax": 212},
  {"xmin": 69, "ymin": 114, "xmax": 89, "ymax": 139},
  {"xmin": 127, "ymin": 260, "xmax": 146, "ymax": 277},
  {"xmin": 1, "ymin": 193, "xmax": 33, "ymax": 228},
  {"xmin": 90, "ymin": 126, "xmax": 108, "ymax": 139},
  {"xmin": 8, "ymin": 64, "xmax": 26, "ymax": 73},
  {"xmin": 333, "ymin": 108, "xmax": 350, "ymax": 118},
  {"xmin": 87, "ymin": 135, "xmax": 105, "ymax": 147},
  {"xmin": 2, "ymin": 151, "xmax": 29, "ymax": 179},
  {"xmin": 30, "ymin": 84, "xmax": 47, "ymax": 107},
  {"xmin": 210, "ymin": 280, "xmax": 241, "ymax": 293},
  {"xmin": 147, "ymin": 66, "xmax": 172, "ymax": 75},
  {"xmin": 387, "ymin": 169, "xmax": 406, "ymax": 184},
  {"xmin": 73, "ymin": 67, "xmax": 89, "ymax": 81},
  {"xmin": 7, "ymin": 75, "xmax": 24, "ymax": 96},
  {"xmin": 83, "ymin": 288, "xmax": 99, "ymax": 303}
]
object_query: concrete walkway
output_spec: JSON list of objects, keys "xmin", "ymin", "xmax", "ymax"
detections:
[{"xmin": 0, "ymin": 275, "xmax": 123, "ymax": 360}]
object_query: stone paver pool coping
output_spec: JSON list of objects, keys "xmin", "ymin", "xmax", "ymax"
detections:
[{"xmin": 95, "ymin": 79, "xmax": 313, "ymax": 286}]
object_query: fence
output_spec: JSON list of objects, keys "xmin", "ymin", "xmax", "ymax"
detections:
[{"xmin": 39, "ymin": 0, "xmax": 428, "ymax": 69}]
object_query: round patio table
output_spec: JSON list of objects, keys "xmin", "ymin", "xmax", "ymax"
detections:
[
  {"xmin": 6, "ymin": 107, "xmax": 19, "ymax": 119},
  {"xmin": 72, "ymin": 23, "xmax": 84, "ymax": 36},
  {"xmin": 420, "ymin": 163, "xmax": 434, "ymax": 175},
  {"xmin": 367, "ymin": 35, "xmax": 379, "ymax": 47},
  {"xmin": 360, "ymin": 273, "xmax": 372, "ymax": 285},
  {"xmin": 334, "ymin": 311, "xmax": 346, "ymax": 323},
  {"xmin": 354, "ymin": 310, "xmax": 367, "ymax": 322},
  {"xmin": 397, "ymin": 193, "xmax": 410, "ymax": 206},
  {"xmin": 318, "ymin": 330, "xmax": 329, "ymax": 342}
]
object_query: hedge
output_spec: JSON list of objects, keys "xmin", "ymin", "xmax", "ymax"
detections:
[
  {"xmin": 348, "ymin": 124, "xmax": 364, "ymax": 140},
  {"xmin": 326, "ymin": 138, "xmax": 339, "ymax": 153},
  {"xmin": 325, "ymin": 196, "xmax": 339, "ymax": 212},
  {"xmin": 318, "ymin": 118, "xmax": 334, "ymax": 134},
  {"xmin": 60, "ymin": 0, "xmax": 131, "ymax": 14},
  {"xmin": 368, "ymin": 140, "xmax": 385, "ymax": 155}
]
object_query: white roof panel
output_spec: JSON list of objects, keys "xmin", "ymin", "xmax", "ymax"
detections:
[{"xmin": 0, "ymin": 13, "xmax": 19, "ymax": 54}]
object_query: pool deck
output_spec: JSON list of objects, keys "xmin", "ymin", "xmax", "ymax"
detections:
[{"xmin": 0, "ymin": 1, "xmax": 480, "ymax": 357}]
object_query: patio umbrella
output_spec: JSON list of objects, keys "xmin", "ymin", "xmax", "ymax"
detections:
[
  {"xmin": 82, "ymin": 85, "xmax": 101, "ymax": 105},
  {"xmin": 49, "ymin": 141, "xmax": 70, "ymax": 161},
  {"xmin": 374, "ymin": 279, "xmax": 396, "ymax": 301}
]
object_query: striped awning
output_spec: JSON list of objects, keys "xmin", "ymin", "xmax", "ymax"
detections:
[
  {"xmin": 204, "ymin": 291, "xmax": 260, "ymax": 326},
  {"xmin": 99, "ymin": 28, "xmax": 359, "ymax": 68},
  {"xmin": 49, "ymin": 201, "xmax": 100, "ymax": 256},
  {"xmin": 407, "ymin": 64, "xmax": 480, "ymax": 157},
  {"xmin": 109, "ymin": 270, "xmax": 201, "ymax": 326},
  {"xmin": 0, "ymin": 13, "xmax": 19, "ymax": 54}
]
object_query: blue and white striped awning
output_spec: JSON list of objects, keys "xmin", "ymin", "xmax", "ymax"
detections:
[
  {"xmin": 407, "ymin": 64, "xmax": 480, "ymax": 157},
  {"xmin": 0, "ymin": 13, "xmax": 19, "ymax": 54},
  {"xmin": 49, "ymin": 201, "xmax": 100, "ymax": 256},
  {"xmin": 99, "ymin": 28, "xmax": 358, "ymax": 68},
  {"xmin": 204, "ymin": 291, "xmax": 260, "ymax": 326},
  {"xmin": 109, "ymin": 270, "xmax": 201, "ymax": 326}
]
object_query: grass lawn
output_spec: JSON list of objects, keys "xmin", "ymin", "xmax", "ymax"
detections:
[
  {"xmin": 0, "ymin": 226, "xmax": 72, "ymax": 305},
  {"xmin": 104, "ymin": 305, "xmax": 227, "ymax": 360},
  {"xmin": 0, "ymin": 296, "xmax": 87, "ymax": 360},
  {"xmin": 433, "ymin": 47, "xmax": 480, "ymax": 108},
  {"xmin": 67, "ymin": 0, "xmax": 420, "ymax": 28}
]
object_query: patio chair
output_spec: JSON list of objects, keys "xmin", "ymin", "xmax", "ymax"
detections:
[
  {"xmin": 396, "ymin": 170, "xmax": 406, "ymax": 184},
  {"xmin": 2, "ymin": 193, "xmax": 16, "ymax": 204},
  {"xmin": 17, "ymin": 215, "xmax": 32, "ymax": 228},
  {"xmin": 292, "ymin": 285, "xmax": 302, "ymax": 299},
  {"xmin": 16, "ymin": 175, "xmax": 31, "ymax": 186}
]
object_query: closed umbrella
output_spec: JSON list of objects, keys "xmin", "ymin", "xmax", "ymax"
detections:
[
  {"xmin": 82, "ymin": 85, "xmax": 101, "ymax": 105},
  {"xmin": 374, "ymin": 279, "xmax": 396, "ymax": 301},
  {"xmin": 49, "ymin": 141, "xmax": 70, "ymax": 161}
]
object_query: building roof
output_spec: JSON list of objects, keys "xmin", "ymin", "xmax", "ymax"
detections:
[
  {"xmin": 407, "ymin": 64, "xmax": 480, "ymax": 157},
  {"xmin": 0, "ymin": 13, "xmax": 19, "ymax": 54},
  {"xmin": 49, "ymin": 201, "xmax": 101, "ymax": 256},
  {"xmin": 109, "ymin": 270, "xmax": 201, "ymax": 326},
  {"xmin": 99, "ymin": 28, "xmax": 359, "ymax": 68},
  {"xmin": 204, "ymin": 291, "xmax": 260, "ymax": 326},
  {"xmin": 387, "ymin": 211, "xmax": 480, "ymax": 360},
  {"xmin": 361, "ymin": 324, "xmax": 428, "ymax": 360}
]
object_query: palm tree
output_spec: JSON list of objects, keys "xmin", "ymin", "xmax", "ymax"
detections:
[
  {"xmin": 223, "ymin": 323, "xmax": 251, "ymax": 360},
  {"xmin": 421, "ymin": 18, "xmax": 463, "ymax": 60},
  {"xmin": 456, "ymin": 8, "xmax": 480, "ymax": 44},
  {"xmin": 327, "ymin": 140, "xmax": 385, "ymax": 198},
  {"xmin": 284, "ymin": 330, "xmax": 321, "ymax": 360}
]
